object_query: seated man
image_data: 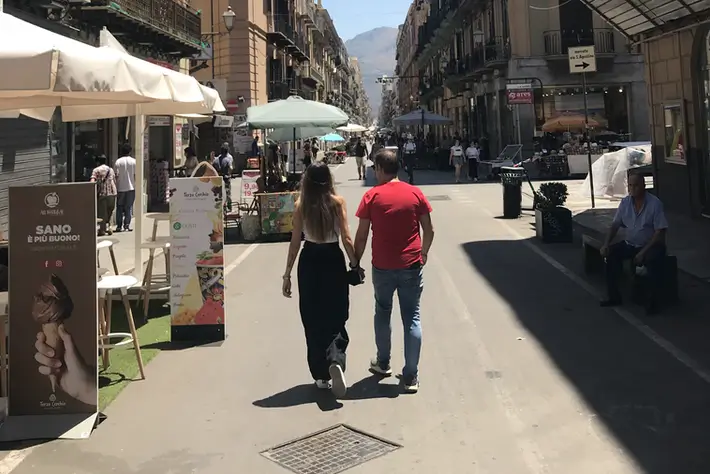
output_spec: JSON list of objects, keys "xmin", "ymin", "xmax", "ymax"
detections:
[{"xmin": 600, "ymin": 174, "xmax": 668, "ymax": 314}]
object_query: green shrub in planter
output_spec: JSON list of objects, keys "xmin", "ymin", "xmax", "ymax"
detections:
[{"xmin": 534, "ymin": 182, "xmax": 573, "ymax": 243}]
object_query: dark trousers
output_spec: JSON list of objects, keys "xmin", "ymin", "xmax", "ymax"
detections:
[
  {"xmin": 403, "ymin": 154, "xmax": 415, "ymax": 184},
  {"xmin": 97, "ymin": 195, "xmax": 116, "ymax": 235},
  {"xmin": 606, "ymin": 241, "xmax": 665, "ymax": 303},
  {"xmin": 115, "ymin": 190, "xmax": 135, "ymax": 230},
  {"xmin": 468, "ymin": 159, "xmax": 478, "ymax": 179},
  {"xmin": 297, "ymin": 241, "xmax": 349, "ymax": 380}
]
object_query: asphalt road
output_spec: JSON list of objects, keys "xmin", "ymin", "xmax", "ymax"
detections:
[{"xmin": 2, "ymin": 159, "xmax": 710, "ymax": 473}]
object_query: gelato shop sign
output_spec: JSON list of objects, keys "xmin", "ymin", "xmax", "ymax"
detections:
[
  {"xmin": 30, "ymin": 224, "xmax": 82, "ymax": 243},
  {"xmin": 1, "ymin": 183, "xmax": 99, "ymax": 442}
]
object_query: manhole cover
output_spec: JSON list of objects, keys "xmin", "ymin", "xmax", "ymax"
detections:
[
  {"xmin": 261, "ymin": 424, "xmax": 400, "ymax": 474},
  {"xmin": 426, "ymin": 195, "xmax": 451, "ymax": 201}
]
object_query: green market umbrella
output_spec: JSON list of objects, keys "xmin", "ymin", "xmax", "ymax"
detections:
[
  {"xmin": 246, "ymin": 95, "xmax": 348, "ymax": 128},
  {"xmin": 268, "ymin": 126, "xmax": 333, "ymax": 142}
]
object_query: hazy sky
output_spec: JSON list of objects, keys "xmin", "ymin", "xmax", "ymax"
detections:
[{"xmin": 320, "ymin": 0, "xmax": 412, "ymax": 41}]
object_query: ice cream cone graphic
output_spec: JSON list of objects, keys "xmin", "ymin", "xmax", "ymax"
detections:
[{"xmin": 32, "ymin": 274, "xmax": 74, "ymax": 393}]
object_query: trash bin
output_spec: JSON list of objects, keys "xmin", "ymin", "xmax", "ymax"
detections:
[{"xmin": 500, "ymin": 166, "xmax": 525, "ymax": 218}]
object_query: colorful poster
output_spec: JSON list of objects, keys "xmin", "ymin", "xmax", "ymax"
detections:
[
  {"xmin": 169, "ymin": 177, "xmax": 226, "ymax": 342},
  {"xmin": 6, "ymin": 184, "xmax": 98, "ymax": 431},
  {"xmin": 260, "ymin": 192, "xmax": 299, "ymax": 234}
]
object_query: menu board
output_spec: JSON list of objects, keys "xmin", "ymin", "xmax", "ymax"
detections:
[
  {"xmin": 168, "ymin": 177, "xmax": 226, "ymax": 342},
  {"xmin": 241, "ymin": 170, "xmax": 260, "ymax": 203}
]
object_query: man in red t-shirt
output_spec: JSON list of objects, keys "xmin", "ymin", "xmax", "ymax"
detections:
[{"xmin": 353, "ymin": 148, "xmax": 434, "ymax": 393}]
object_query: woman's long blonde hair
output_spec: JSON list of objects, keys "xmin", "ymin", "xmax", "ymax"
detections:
[{"xmin": 299, "ymin": 161, "xmax": 339, "ymax": 242}]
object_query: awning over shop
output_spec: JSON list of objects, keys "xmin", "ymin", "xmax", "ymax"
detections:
[{"xmin": 579, "ymin": 0, "xmax": 710, "ymax": 38}]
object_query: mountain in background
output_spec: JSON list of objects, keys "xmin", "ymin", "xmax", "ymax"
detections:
[{"xmin": 345, "ymin": 27, "xmax": 399, "ymax": 120}]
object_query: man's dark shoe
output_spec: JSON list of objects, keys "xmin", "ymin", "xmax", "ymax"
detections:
[
  {"xmin": 369, "ymin": 358, "xmax": 392, "ymax": 376},
  {"xmin": 600, "ymin": 299, "xmax": 622, "ymax": 307},
  {"xmin": 403, "ymin": 374, "xmax": 419, "ymax": 394}
]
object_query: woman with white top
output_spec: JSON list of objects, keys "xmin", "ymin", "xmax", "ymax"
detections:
[
  {"xmin": 450, "ymin": 139, "xmax": 465, "ymax": 183},
  {"xmin": 282, "ymin": 161, "xmax": 358, "ymax": 397},
  {"xmin": 465, "ymin": 141, "xmax": 480, "ymax": 182}
]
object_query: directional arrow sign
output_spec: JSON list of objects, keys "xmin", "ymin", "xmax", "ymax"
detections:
[{"xmin": 568, "ymin": 45, "xmax": 597, "ymax": 74}]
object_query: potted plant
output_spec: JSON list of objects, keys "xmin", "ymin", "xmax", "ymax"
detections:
[{"xmin": 534, "ymin": 182, "xmax": 573, "ymax": 243}]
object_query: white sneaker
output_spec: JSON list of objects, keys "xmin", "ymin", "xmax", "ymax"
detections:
[
  {"xmin": 329, "ymin": 363, "xmax": 347, "ymax": 398},
  {"xmin": 315, "ymin": 379, "xmax": 330, "ymax": 390}
]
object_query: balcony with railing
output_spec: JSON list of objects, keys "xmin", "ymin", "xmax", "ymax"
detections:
[
  {"xmin": 483, "ymin": 36, "xmax": 511, "ymax": 66},
  {"xmin": 419, "ymin": 72, "xmax": 445, "ymax": 99},
  {"xmin": 267, "ymin": 14, "xmax": 296, "ymax": 46},
  {"xmin": 80, "ymin": 0, "xmax": 202, "ymax": 55},
  {"xmin": 287, "ymin": 31, "xmax": 309, "ymax": 62},
  {"xmin": 542, "ymin": 29, "xmax": 616, "ymax": 57}
]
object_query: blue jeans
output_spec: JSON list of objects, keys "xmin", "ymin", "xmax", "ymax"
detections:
[
  {"xmin": 116, "ymin": 190, "xmax": 135, "ymax": 230},
  {"xmin": 372, "ymin": 265, "xmax": 423, "ymax": 379}
]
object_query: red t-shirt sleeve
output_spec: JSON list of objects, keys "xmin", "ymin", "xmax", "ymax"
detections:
[
  {"xmin": 356, "ymin": 191, "xmax": 372, "ymax": 219},
  {"xmin": 415, "ymin": 190, "xmax": 433, "ymax": 215}
]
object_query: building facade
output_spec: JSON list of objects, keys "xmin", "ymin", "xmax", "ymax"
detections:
[
  {"xmin": 395, "ymin": 0, "xmax": 430, "ymax": 115},
  {"xmin": 577, "ymin": 0, "xmax": 710, "ymax": 219},
  {"xmin": 1, "ymin": 0, "xmax": 202, "ymax": 222},
  {"xmin": 401, "ymin": 0, "xmax": 649, "ymax": 158}
]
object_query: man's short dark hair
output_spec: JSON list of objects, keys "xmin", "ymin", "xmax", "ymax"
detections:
[
  {"xmin": 374, "ymin": 149, "xmax": 399, "ymax": 175},
  {"xmin": 119, "ymin": 143, "xmax": 132, "ymax": 156}
]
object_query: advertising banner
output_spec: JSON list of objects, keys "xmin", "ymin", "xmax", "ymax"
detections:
[
  {"xmin": 1, "ymin": 183, "xmax": 98, "ymax": 441},
  {"xmin": 506, "ymin": 89, "xmax": 533, "ymax": 105},
  {"xmin": 240, "ymin": 170, "xmax": 260, "ymax": 204},
  {"xmin": 260, "ymin": 192, "xmax": 299, "ymax": 235},
  {"xmin": 169, "ymin": 177, "xmax": 226, "ymax": 342}
]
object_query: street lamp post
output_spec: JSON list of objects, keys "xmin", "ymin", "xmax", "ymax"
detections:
[{"xmin": 204, "ymin": 6, "xmax": 237, "ymax": 78}]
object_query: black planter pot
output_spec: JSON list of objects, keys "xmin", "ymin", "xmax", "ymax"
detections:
[{"xmin": 535, "ymin": 207, "xmax": 573, "ymax": 243}]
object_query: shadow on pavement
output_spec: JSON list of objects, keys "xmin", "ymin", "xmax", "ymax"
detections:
[
  {"xmin": 342, "ymin": 374, "xmax": 401, "ymax": 401},
  {"xmin": 461, "ymin": 237, "xmax": 710, "ymax": 474},
  {"xmin": 252, "ymin": 384, "xmax": 343, "ymax": 412}
]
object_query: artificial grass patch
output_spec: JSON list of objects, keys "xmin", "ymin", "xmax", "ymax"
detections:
[{"xmin": 98, "ymin": 301, "xmax": 170, "ymax": 409}]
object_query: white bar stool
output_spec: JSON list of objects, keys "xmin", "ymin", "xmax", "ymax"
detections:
[
  {"xmin": 97, "ymin": 237, "xmax": 119, "ymax": 275},
  {"xmin": 139, "ymin": 238, "xmax": 171, "ymax": 319},
  {"xmin": 97, "ymin": 275, "xmax": 145, "ymax": 380}
]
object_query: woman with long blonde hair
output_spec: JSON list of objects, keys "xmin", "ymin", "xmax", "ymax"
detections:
[{"xmin": 282, "ymin": 162, "xmax": 359, "ymax": 398}]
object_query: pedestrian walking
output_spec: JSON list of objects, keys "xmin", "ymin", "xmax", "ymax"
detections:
[
  {"xmin": 282, "ymin": 162, "xmax": 360, "ymax": 397},
  {"xmin": 450, "ymin": 139, "xmax": 465, "ymax": 183},
  {"xmin": 114, "ymin": 143, "xmax": 136, "ymax": 232},
  {"xmin": 465, "ymin": 141, "xmax": 480, "ymax": 182},
  {"xmin": 91, "ymin": 154, "xmax": 117, "ymax": 236},
  {"xmin": 213, "ymin": 143, "xmax": 233, "ymax": 212},
  {"xmin": 355, "ymin": 137, "xmax": 367, "ymax": 180},
  {"xmin": 354, "ymin": 149, "xmax": 435, "ymax": 393},
  {"xmin": 402, "ymin": 134, "xmax": 417, "ymax": 184}
]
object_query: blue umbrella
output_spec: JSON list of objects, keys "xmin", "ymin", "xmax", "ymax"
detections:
[{"xmin": 322, "ymin": 133, "xmax": 345, "ymax": 142}]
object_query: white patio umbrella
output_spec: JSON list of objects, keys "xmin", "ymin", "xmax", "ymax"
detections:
[
  {"xmin": 336, "ymin": 123, "xmax": 367, "ymax": 133},
  {"xmin": 0, "ymin": 13, "xmax": 173, "ymax": 110},
  {"xmin": 247, "ymin": 96, "xmax": 348, "ymax": 173},
  {"xmin": 392, "ymin": 108, "xmax": 452, "ymax": 126}
]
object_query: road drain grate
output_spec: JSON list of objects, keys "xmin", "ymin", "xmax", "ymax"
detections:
[
  {"xmin": 261, "ymin": 424, "xmax": 401, "ymax": 474},
  {"xmin": 426, "ymin": 195, "xmax": 451, "ymax": 201}
]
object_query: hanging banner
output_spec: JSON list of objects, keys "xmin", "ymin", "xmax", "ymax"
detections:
[
  {"xmin": 1, "ymin": 183, "xmax": 98, "ymax": 441},
  {"xmin": 169, "ymin": 177, "xmax": 226, "ymax": 342}
]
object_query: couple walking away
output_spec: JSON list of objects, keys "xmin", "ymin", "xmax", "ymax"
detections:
[{"xmin": 282, "ymin": 150, "xmax": 435, "ymax": 398}]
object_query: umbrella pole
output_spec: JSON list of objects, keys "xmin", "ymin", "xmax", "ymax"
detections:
[
  {"xmin": 293, "ymin": 128, "xmax": 296, "ymax": 175},
  {"xmin": 133, "ymin": 107, "xmax": 144, "ymax": 280},
  {"xmin": 582, "ymin": 72, "xmax": 596, "ymax": 208}
]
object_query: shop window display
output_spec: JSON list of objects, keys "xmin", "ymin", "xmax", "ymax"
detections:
[{"xmin": 663, "ymin": 103, "xmax": 686, "ymax": 164}]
